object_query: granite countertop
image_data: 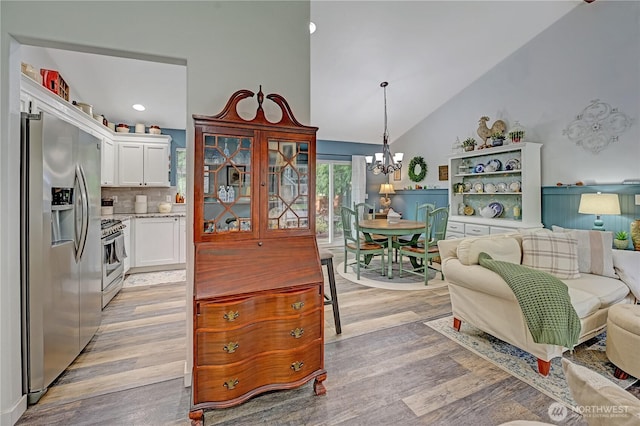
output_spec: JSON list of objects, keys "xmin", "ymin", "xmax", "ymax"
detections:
[{"xmin": 101, "ymin": 212, "xmax": 186, "ymax": 220}]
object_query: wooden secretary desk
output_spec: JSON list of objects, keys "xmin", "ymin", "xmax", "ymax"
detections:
[{"xmin": 189, "ymin": 87, "xmax": 325, "ymax": 424}]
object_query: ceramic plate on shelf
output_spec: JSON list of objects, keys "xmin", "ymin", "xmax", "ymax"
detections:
[
  {"xmin": 487, "ymin": 159, "xmax": 502, "ymax": 171},
  {"xmin": 488, "ymin": 202, "xmax": 504, "ymax": 217},
  {"xmin": 509, "ymin": 181, "xmax": 521, "ymax": 192},
  {"xmin": 464, "ymin": 205, "xmax": 474, "ymax": 216},
  {"xmin": 505, "ymin": 158, "xmax": 520, "ymax": 171},
  {"xmin": 496, "ymin": 182, "xmax": 507, "ymax": 192},
  {"xmin": 473, "ymin": 182, "xmax": 484, "ymax": 192},
  {"xmin": 464, "ymin": 182, "xmax": 472, "ymax": 192},
  {"xmin": 484, "ymin": 183, "xmax": 497, "ymax": 193},
  {"xmin": 473, "ymin": 164, "xmax": 485, "ymax": 173}
]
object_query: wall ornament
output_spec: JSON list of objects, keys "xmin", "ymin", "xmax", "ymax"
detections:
[
  {"xmin": 408, "ymin": 156, "xmax": 427, "ymax": 182},
  {"xmin": 563, "ymin": 99, "xmax": 633, "ymax": 154}
]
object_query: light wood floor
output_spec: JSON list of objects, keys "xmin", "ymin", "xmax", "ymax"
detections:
[{"xmin": 17, "ymin": 248, "xmax": 636, "ymax": 425}]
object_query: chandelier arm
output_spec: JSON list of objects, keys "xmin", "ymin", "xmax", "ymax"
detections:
[{"xmin": 366, "ymin": 81, "xmax": 403, "ymax": 175}]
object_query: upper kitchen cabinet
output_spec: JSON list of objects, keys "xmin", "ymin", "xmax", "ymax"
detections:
[
  {"xmin": 101, "ymin": 137, "xmax": 116, "ymax": 186},
  {"xmin": 116, "ymin": 134, "xmax": 171, "ymax": 187},
  {"xmin": 20, "ymin": 74, "xmax": 173, "ymax": 188}
]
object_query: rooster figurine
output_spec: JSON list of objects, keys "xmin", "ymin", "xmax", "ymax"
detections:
[{"xmin": 477, "ymin": 116, "xmax": 506, "ymax": 149}]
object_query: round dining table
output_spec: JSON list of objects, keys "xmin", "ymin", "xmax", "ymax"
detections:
[{"xmin": 359, "ymin": 219, "xmax": 425, "ymax": 279}]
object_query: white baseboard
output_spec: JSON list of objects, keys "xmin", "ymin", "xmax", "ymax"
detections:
[{"xmin": 1, "ymin": 394, "xmax": 27, "ymax": 425}]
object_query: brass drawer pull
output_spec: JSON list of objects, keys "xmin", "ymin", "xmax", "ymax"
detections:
[
  {"xmin": 223, "ymin": 311, "xmax": 239, "ymax": 322},
  {"xmin": 290, "ymin": 361, "xmax": 304, "ymax": 372},
  {"xmin": 223, "ymin": 342, "xmax": 239, "ymax": 354},
  {"xmin": 223, "ymin": 378, "xmax": 239, "ymax": 390},
  {"xmin": 290, "ymin": 328, "xmax": 304, "ymax": 339},
  {"xmin": 291, "ymin": 301, "xmax": 305, "ymax": 310}
]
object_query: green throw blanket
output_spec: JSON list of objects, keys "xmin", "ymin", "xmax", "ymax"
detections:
[{"xmin": 478, "ymin": 252, "xmax": 581, "ymax": 349}]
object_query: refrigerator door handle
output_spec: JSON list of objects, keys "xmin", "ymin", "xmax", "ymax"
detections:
[{"xmin": 74, "ymin": 165, "xmax": 89, "ymax": 262}]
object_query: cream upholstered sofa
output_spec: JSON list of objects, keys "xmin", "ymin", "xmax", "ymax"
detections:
[{"xmin": 438, "ymin": 229, "xmax": 640, "ymax": 376}]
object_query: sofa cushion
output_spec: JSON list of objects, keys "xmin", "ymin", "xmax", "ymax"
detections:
[
  {"xmin": 552, "ymin": 226, "xmax": 617, "ymax": 278},
  {"xmin": 564, "ymin": 273, "xmax": 630, "ymax": 309},
  {"xmin": 457, "ymin": 236, "xmax": 521, "ymax": 265},
  {"xmin": 562, "ymin": 359, "xmax": 640, "ymax": 426},
  {"xmin": 567, "ymin": 287, "xmax": 604, "ymax": 319},
  {"xmin": 521, "ymin": 232, "xmax": 580, "ymax": 279},
  {"xmin": 612, "ymin": 249, "xmax": 640, "ymax": 301}
]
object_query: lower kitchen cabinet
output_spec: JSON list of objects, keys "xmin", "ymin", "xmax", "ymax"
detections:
[
  {"xmin": 134, "ymin": 217, "xmax": 181, "ymax": 267},
  {"xmin": 179, "ymin": 217, "xmax": 186, "ymax": 263},
  {"xmin": 123, "ymin": 218, "xmax": 132, "ymax": 272}
]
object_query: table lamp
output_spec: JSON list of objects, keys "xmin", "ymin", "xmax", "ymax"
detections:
[
  {"xmin": 379, "ymin": 183, "xmax": 395, "ymax": 212},
  {"xmin": 578, "ymin": 192, "xmax": 620, "ymax": 231}
]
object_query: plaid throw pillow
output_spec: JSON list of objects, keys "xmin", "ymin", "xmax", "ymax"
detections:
[
  {"xmin": 551, "ymin": 226, "xmax": 618, "ymax": 278},
  {"xmin": 522, "ymin": 232, "xmax": 580, "ymax": 279}
]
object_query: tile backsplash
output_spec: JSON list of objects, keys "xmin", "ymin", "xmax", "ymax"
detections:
[{"xmin": 101, "ymin": 187, "xmax": 186, "ymax": 214}]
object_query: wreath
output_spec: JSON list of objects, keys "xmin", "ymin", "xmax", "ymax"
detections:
[{"xmin": 408, "ymin": 156, "xmax": 427, "ymax": 182}]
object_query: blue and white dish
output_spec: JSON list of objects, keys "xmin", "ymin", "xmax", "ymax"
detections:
[
  {"xmin": 505, "ymin": 158, "xmax": 520, "ymax": 171},
  {"xmin": 488, "ymin": 202, "xmax": 504, "ymax": 217},
  {"xmin": 487, "ymin": 159, "xmax": 502, "ymax": 171},
  {"xmin": 473, "ymin": 164, "xmax": 485, "ymax": 173}
]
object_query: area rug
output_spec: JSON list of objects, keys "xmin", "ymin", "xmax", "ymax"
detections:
[
  {"xmin": 337, "ymin": 258, "xmax": 448, "ymax": 291},
  {"xmin": 425, "ymin": 316, "xmax": 638, "ymax": 411},
  {"xmin": 123, "ymin": 269, "xmax": 186, "ymax": 288}
]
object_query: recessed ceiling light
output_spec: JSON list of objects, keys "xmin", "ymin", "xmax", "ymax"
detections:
[
  {"xmin": 132, "ymin": 104, "xmax": 146, "ymax": 111},
  {"xmin": 309, "ymin": 22, "xmax": 316, "ymax": 35}
]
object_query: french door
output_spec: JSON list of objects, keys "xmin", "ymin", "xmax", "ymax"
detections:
[{"xmin": 316, "ymin": 161, "xmax": 352, "ymax": 245}]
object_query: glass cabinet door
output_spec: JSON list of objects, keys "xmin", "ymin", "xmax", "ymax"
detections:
[
  {"xmin": 202, "ymin": 134, "xmax": 252, "ymax": 234},
  {"xmin": 266, "ymin": 139, "xmax": 310, "ymax": 230}
]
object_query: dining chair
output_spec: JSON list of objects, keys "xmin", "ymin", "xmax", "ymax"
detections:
[
  {"xmin": 393, "ymin": 202, "xmax": 435, "ymax": 261},
  {"xmin": 398, "ymin": 206, "xmax": 449, "ymax": 284},
  {"xmin": 341, "ymin": 206, "xmax": 386, "ymax": 279},
  {"xmin": 353, "ymin": 202, "xmax": 387, "ymax": 245}
]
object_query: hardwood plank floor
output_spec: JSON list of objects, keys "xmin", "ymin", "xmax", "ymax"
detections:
[{"xmin": 16, "ymin": 248, "xmax": 635, "ymax": 425}]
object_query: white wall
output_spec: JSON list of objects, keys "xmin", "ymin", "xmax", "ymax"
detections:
[
  {"xmin": 0, "ymin": 1, "xmax": 310, "ymax": 424},
  {"xmin": 392, "ymin": 1, "xmax": 640, "ymax": 189}
]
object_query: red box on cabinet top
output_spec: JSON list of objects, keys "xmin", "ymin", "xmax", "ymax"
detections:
[{"xmin": 40, "ymin": 69, "xmax": 69, "ymax": 101}]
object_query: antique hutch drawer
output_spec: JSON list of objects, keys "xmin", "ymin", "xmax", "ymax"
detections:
[
  {"xmin": 196, "ymin": 286, "xmax": 321, "ymax": 329},
  {"xmin": 464, "ymin": 223, "xmax": 490, "ymax": 236},
  {"xmin": 196, "ymin": 308, "xmax": 322, "ymax": 365},
  {"xmin": 193, "ymin": 340, "xmax": 323, "ymax": 404}
]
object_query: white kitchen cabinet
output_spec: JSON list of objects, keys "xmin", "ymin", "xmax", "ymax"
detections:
[
  {"xmin": 133, "ymin": 217, "xmax": 180, "ymax": 267},
  {"xmin": 179, "ymin": 217, "xmax": 186, "ymax": 263},
  {"xmin": 101, "ymin": 137, "xmax": 116, "ymax": 186},
  {"xmin": 122, "ymin": 218, "xmax": 132, "ymax": 272},
  {"xmin": 116, "ymin": 134, "xmax": 171, "ymax": 187}
]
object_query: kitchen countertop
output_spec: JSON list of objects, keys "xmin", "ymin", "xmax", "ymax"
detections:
[{"xmin": 102, "ymin": 212, "xmax": 186, "ymax": 221}]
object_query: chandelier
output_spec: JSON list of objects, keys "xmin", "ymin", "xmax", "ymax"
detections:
[{"xmin": 365, "ymin": 81, "xmax": 404, "ymax": 175}]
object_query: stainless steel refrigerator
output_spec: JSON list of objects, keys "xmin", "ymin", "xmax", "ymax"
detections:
[{"xmin": 20, "ymin": 111, "xmax": 102, "ymax": 404}]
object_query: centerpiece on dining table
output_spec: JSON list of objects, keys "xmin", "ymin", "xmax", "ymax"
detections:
[{"xmin": 386, "ymin": 208, "xmax": 401, "ymax": 224}]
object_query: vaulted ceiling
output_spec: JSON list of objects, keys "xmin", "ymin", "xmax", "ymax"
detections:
[{"xmin": 22, "ymin": 1, "xmax": 582, "ymax": 144}]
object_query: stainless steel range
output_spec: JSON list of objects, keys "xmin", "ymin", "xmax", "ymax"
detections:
[{"xmin": 101, "ymin": 219, "xmax": 127, "ymax": 308}]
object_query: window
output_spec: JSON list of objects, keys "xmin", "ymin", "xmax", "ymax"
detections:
[{"xmin": 176, "ymin": 148, "xmax": 187, "ymax": 199}]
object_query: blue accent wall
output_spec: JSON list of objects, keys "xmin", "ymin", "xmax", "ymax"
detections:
[
  {"xmin": 541, "ymin": 184, "xmax": 640, "ymax": 238},
  {"xmin": 392, "ymin": 184, "xmax": 640, "ymax": 241},
  {"xmin": 391, "ymin": 190, "xmax": 449, "ymax": 220},
  {"xmin": 317, "ymin": 139, "xmax": 381, "ymax": 162},
  {"xmin": 162, "ymin": 128, "xmax": 186, "ymax": 186}
]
